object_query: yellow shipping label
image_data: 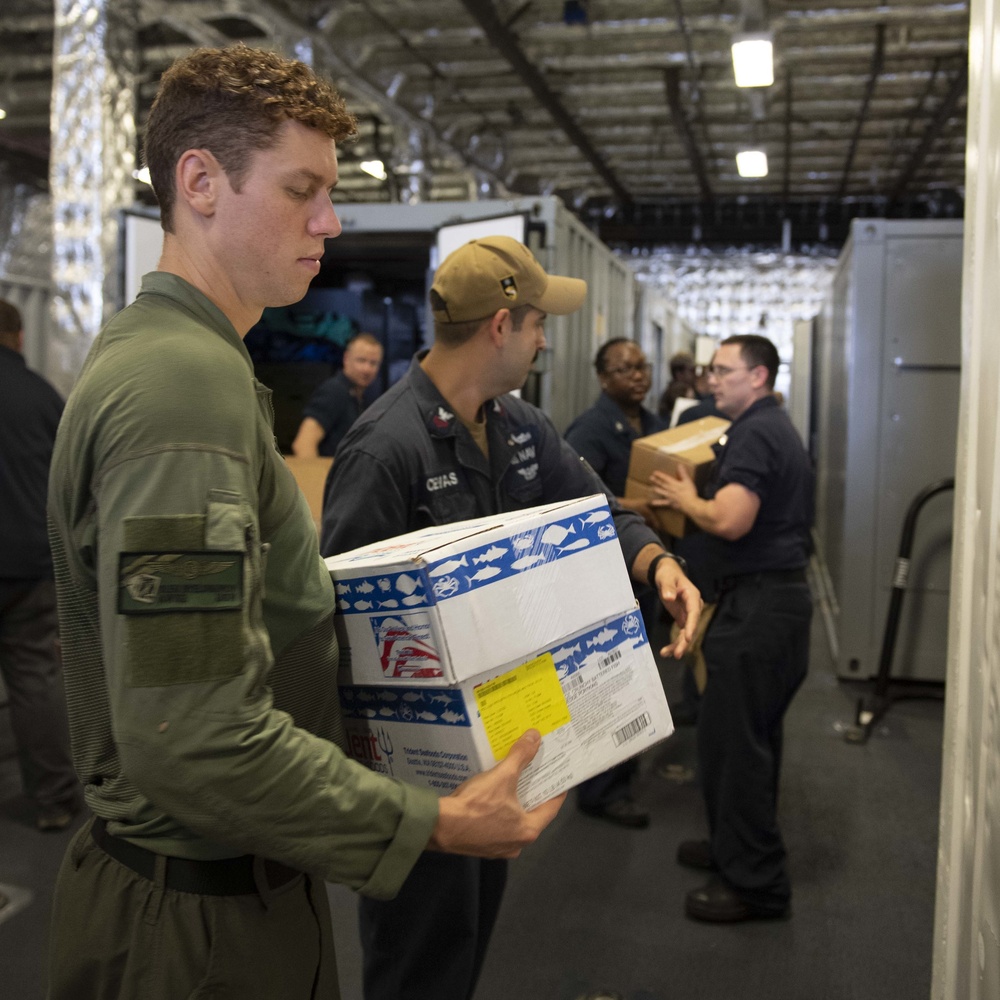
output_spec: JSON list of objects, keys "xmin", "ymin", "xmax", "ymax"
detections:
[{"xmin": 474, "ymin": 653, "xmax": 572, "ymax": 761}]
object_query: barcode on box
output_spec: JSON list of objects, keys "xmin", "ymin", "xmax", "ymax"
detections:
[
  {"xmin": 599, "ymin": 650, "xmax": 623, "ymax": 669},
  {"xmin": 612, "ymin": 712, "xmax": 650, "ymax": 747}
]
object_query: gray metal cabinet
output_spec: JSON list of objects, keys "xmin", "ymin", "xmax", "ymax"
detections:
[{"xmin": 815, "ymin": 218, "xmax": 962, "ymax": 681}]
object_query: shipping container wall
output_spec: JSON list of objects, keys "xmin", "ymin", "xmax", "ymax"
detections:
[
  {"xmin": 536, "ymin": 198, "xmax": 635, "ymax": 433},
  {"xmin": 633, "ymin": 284, "xmax": 701, "ymax": 412},
  {"xmin": 932, "ymin": 1, "xmax": 1000, "ymax": 992},
  {"xmin": 813, "ymin": 218, "xmax": 962, "ymax": 683}
]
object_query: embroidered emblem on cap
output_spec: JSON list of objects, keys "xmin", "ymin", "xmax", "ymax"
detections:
[{"xmin": 500, "ymin": 275, "xmax": 518, "ymax": 299}]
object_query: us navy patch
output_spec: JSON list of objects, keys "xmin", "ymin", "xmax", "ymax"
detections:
[{"xmin": 117, "ymin": 551, "xmax": 244, "ymax": 614}]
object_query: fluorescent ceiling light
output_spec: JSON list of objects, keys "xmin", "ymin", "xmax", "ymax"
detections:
[
  {"xmin": 132, "ymin": 166, "xmax": 151, "ymax": 185},
  {"xmin": 360, "ymin": 159, "xmax": 387, "ymax": 180},
  {"xmin": 732, "ymin": 34, "xmax": 774, "ymax": 88},
  {"xmin": 736, "ymin": 150, "xmax": 768, "ymax": 178}
]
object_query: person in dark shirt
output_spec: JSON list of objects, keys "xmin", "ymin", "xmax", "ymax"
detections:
[
  {"xmin": 291, "ymin": 331, "xmax": 383, "ymax": 457},
  {"xmin": 676, "ymin": 394, "xmax": 725, "ymax": 425},
  {"xmin": 564, "ymin": 337, "xmax": 669, "ymax": 828},
  {"xmin": 321, "ymin": 235, "xmax": 702, "ymax": 1000},
  {"xmin": 565, "ymin": 337, "xmax": 665, "ymax": 514},
  {"xmin": 0, "ymin": 298, "xmax": 81, "ymax": 831},
  {"xmin": 657, "ymin": 350, "xmax": 698, "ymax": 422},
  {"xmin": 650, "ymin": 334, "xmax": 813, "ymax": 923}
]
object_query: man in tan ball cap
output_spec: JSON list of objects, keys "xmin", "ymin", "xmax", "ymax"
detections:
[{"xmin": 322, "ymin": 235, "xmax": 702, "ymax": 1000}]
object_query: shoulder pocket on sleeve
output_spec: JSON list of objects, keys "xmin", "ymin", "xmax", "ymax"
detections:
[{"xmin": 119, "ymin": 499, "xmax": 258, "ymax": 688}]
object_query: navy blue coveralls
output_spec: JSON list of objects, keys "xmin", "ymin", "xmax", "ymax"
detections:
[
  {"xmin": 692, "ymin": 394, "xmax": 814, "ymax": 913},
  {"xmin": 321, "ymin": 356, "xmax": 661, "ymax": 1000},
  {"xmin": 564, "ymin": 391, "xmax": 666, "ymax": 810}
]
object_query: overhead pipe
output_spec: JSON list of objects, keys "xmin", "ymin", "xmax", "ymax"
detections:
[
  {"xmin": 836, "ymin": 23, "xmax": 885, "ymax": 200},
  {"xmin": 664, "ymin": 67, "xmax": 713, "ymax": 203},
  {"xmin": 887, "ymin": 61, "xmax": 967, "ymax": 206},
  {"xmin": 456, "ymin": 0, "xmax": 632, "ymax": 206}
]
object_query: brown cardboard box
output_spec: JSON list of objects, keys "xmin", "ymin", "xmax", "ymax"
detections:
[
  {"xmin": 625, "ymin": 416, "xmax": 730, "ymax": 538},
  {"xmin": 284, "ymin": 456, "xmax": 333, "ymax": 532}
]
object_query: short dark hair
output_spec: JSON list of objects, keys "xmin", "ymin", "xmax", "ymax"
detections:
[
  {"xmin": 144, "ymin": 44, "xmax": 357, "ymax": 232},
  {"xmin": 0, "ymin": 299, "xmax": 22, "ymax": 342},
  {"xmin": 669, "ymin": 351, "xmax": 695, "ymax": 377},
  {"xmin": 344, "ymin": 332, "xmax": 383, "ymax": 354},
  {"xmin": 594, "ymin": 337, "xmax": 634, "ymax": 373},
  {"xmin": 433, "ymin": 303, "xmax": 533, "ymax": 348},
  {"xmin": 722, "ymin": 334, "xmax": 779, "ymax": 389}
]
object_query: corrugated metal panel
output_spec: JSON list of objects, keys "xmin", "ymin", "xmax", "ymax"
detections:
[
  {"xmin": 48, "ymin": 0, "xmax": 136, "ymax": 397},
  {"xmin": 932, "ymin": 0, "xmax": 1000, "ymax": 993}
]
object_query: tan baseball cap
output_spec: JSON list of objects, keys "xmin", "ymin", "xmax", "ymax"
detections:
[{"xmin": 430, "ymin": 235, "xmax": 587, "ymax": 324}]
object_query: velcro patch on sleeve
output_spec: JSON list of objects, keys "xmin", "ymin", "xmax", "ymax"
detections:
[{"xmin": 118, "ymin": 551, "xmax": 244, "ymax": 615}]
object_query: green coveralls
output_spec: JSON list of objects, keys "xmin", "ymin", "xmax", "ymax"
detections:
[{"xmin": 46, "ymin": 273, "xmax": 438, "ymax": 999}]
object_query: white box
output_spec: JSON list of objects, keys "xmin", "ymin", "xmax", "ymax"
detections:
[
  {"xmin": 323, "ymin": 495, "xmax": 636, "ymax": 686},
  {"xmin": 326, "ymin": 495, "xmax": 675, "ymax": 807},
  {"xmin": 338, "ymin": 606, "xmax": 674, "ymax": 809}
]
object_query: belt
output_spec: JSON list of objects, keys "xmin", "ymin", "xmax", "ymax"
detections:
[
  {"xmin": 91, "ymin": 817, "xmax": 302, "ymax": 896},
  {"xmin": 715, "ymin": 567, "xmax": 807, "ymax": 592}
]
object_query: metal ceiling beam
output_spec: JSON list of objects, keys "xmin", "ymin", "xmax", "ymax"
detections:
[
  {"xmin": 664, "ymin": 67, "xmax": 713, "ymax": 203},
  {"xmin": 454, "ymin": 0, "xmax": 632, "ymax": 206},
  {"xmin": 229, "ymin": 0, "xmax": 514, "ymax": 195},
  {"xmin": 836, "ymin": 23, "xmax": 885, "ymax": 200},
  {"xmin": 783, "ymin": 70, "xmax": 793, "ymax": 211},
  {"xmin": 888, "ymin": 60, "xmax": 968, "ymax": 205}
]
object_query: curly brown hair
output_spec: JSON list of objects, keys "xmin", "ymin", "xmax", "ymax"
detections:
[{"xmin": 143, "ymin": 44, "xmax": 358, "ymax": 232}]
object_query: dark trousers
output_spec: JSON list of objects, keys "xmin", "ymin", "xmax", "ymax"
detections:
[
  {"xmin": 576, "ymin": 757, "xmax": 638, "ymax": 809},
  {"xmin": 698, "ymin": 572, "xmax": 812, "ymax": 912},
  {"xmin": 359, "ymin": 851, "xmax": 507, "ymax": 1000},
  {"xmin": 0, "ymin": 577, "xmax": 78, "ymax": 811}
]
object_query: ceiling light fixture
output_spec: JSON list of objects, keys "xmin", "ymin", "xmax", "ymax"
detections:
[
  {"xmin": 0, "ymin": 108, "xmax": 7, "ymax": 120},
  {"xmin": 360, "ymin": 159, "xmax": 387, "ymax": 180},
  {"xmin": 736, "ymin": 150, "xmax": 768, "ymax": 178},
  {"xmin": 731, "ymin": 33, "xmax": 774, "ymax": 88}
]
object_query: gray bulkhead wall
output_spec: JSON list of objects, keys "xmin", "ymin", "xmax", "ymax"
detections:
[
  {"xmin": 533, "ymin": 197, "xmax": 635, "ymax": 433},
  {"xmin": 813, "ymin": 218, "xmax": 962, "ymax": 684},
  {"xmin": 0, "ymin": 184, "xmax": 55, "ymax": 378},
  {"xmin": 932, "ymin": 0, "xmax": 1000, "ymax": 993}
]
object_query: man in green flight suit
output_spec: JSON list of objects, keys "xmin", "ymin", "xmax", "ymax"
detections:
[{"xmin": 46, "ymin": 44, "xmax": 563, "ymax": 1000}]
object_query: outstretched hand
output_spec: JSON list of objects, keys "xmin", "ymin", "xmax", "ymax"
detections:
[
  {"xmin": 650, "ymin": 555, "xmax": 703, "ymax": 660},
  {"xmin": 427, "ymin": 729, "xmax": 566, "ymax": 859}
]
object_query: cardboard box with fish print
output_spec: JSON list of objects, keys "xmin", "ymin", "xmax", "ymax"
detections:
[
  {"xmin": 323, "ymin": 495, "xmax": 637, "ymax": 687},
  {"xmin": 337, "ymin": 606, "xmax": 674, "ymax": 809}
]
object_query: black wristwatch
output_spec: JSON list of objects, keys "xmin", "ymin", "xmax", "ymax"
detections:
[{"xmin": 647, "ymin": 551, "xmax": 687, "ymax": 591}]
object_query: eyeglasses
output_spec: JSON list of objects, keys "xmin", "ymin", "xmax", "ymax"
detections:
[
  {"xmin": 604, "ymin": 363, "xmax": 652, "ymax": 377},
  {"xmin": 706, "ymin": 363, "xmax": 752, "ymax": 378}
]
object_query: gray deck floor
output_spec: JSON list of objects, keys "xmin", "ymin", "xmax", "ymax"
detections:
[{"xmin": 1, "ymin": 604, "xmax": 943, "ymax": 1000}]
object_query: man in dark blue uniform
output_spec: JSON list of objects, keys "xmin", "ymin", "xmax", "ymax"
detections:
[
  {"xmin": 565, "ymin": 337, "xmax": 666, "ymax": 827},
  {"xmin": 651, "ymin": 334, "xmax": 813, "ymax": 923},
  {"xmin": 321, "ymin": 236, "xmax": 702, "ymax": 1000},
  {"xmin": 291, "ymin": 331, "xmax": 383, "ymax": 457},
  {"xmin": 0, "ymin": 299, "xmax": 81, "ymax": 832}
]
